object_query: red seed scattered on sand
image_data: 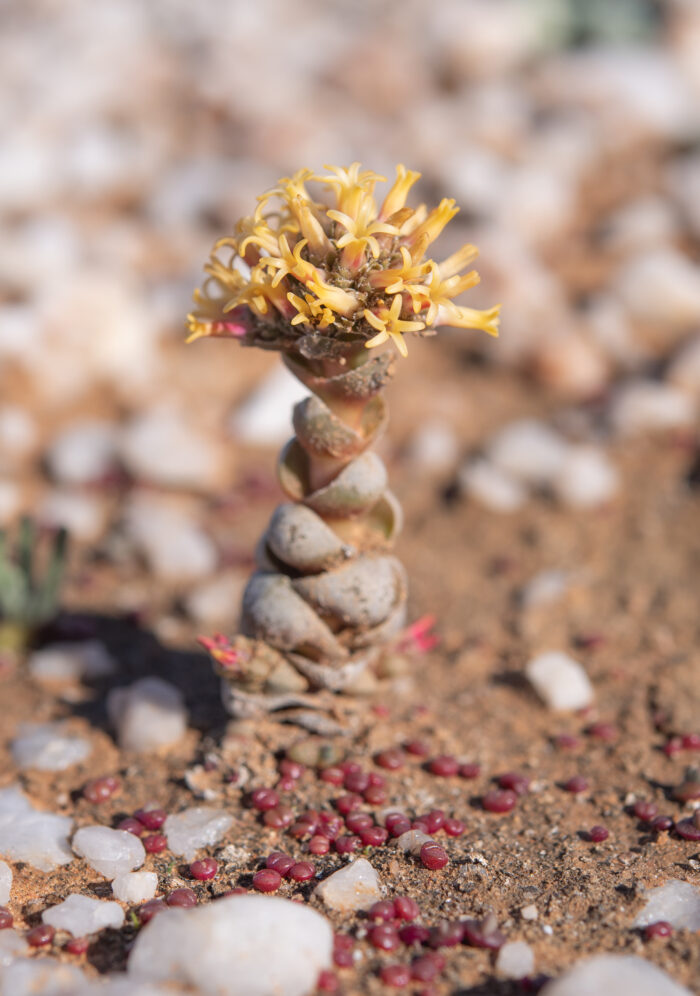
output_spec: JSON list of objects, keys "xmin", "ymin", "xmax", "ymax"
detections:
[
  {"xmin": 588, "ymin": 825, "xmax": 609, "ymax": 842},
  {"xmin": 420, "ymin": 842, "xmax": 449, "ymax": 870},
  {"xmin": 345, "ymin": 813, "xmax": 373, "ymax": 833},
  {"xmin": 563, "ymin": 776, "xmax": 589, "ymax": 794},
  {"xmin": 117, "ymin": 817, "xmax": 144, "ymax": 836},
  {"xmin": 364, "ymin": 785, "xmax": 387, "ymax": 805},
  {"xmin": 341, "ymin": 761, "xmax": 362, "ymax": 776},
  {"xmin": 458, "ymin": 762, "xmax": 481, "ymax": 779},
  {"xmin": 367, "ymin": 772, "xmax": 385, "ymax": 787},
  {"xmin": 190, "ymin": 858, "xmax": 218, "ymax": 880},
  {"xmin": 555, "ymin": 734, "xmax": 580, "ymax": 750},
  {"xmin": 317, "ymin": 816, "xmax": 343, "ymax": 840},
  {"xmin": 412, "ymin": 819, "xmax": 431, "ymax": 834},
  {"xmin": 333, "ymin": 941, "xmax": 354, "ymax": 968},
  {"xmin": 266, "ymin": 851, "xmax": 294, "ymax": 875},
  {"xmin": 65, "ymin": 937, "xmax": 89, "ymax": 955},
  {"xmin": 462, "ymin": 916, "xmax": 505, "ymax": 950},
  {"xmin": 360, "ymin": 825, "xmax": 389, "ymax": 847},
  {"xmin": 372, "ymin": 703, "xmax": 391, "ymax": 718},
  {"xmin": 143, "ymin": 833, "xmax": 167, "ymax": 854},
  {"xmin": 482, "ymin": 789, "xmax": 517, "ymax": 813},
  {"xmin": 167, "ymin": 888, "xmax": 197, "ymax": 908},
  {"xmin": 672, "ymin": 780, "xmax": 700, "ymax": 802},
  {"xmin": 279, "ymin": 759, "xmax": 304, "ymax": 779},
  {"xmin": 287, "ymin": 861, "xmax": 315, "ymax": 882},
  {"xmin": 138, "ymin": 899, "xmax": 167, "ymax": 924},
  {"xmin": 587, "ymin": 722, "xmax": 618, "ymax": 742},
  {"xmin": 380, "ymin": 964, "xmax": 412, "ymax": 987},
  {"xmin": 498, "ymin": 772, "xmax": 530, "ymax": 796},
  {"xmin": 344, "ymin": 770, "xmax": 370, "ymax": 793},
  {"xmin": 394, "ymin": 896, "xmax": 420, "ymax": 921},
  {"xmin": 651, "ymin": 815, "xmax": 673, "ymax": 831},
  {"xmin": 277, "ymin": 776, "xmax": 296, "ymax": 792},
  {"xmin": 681, "ymin": 733, "xmax": 700, "ymax": 750},
  {"xmin": 368, "ymin": 900, "xmax": 396, "ymax": 922},
  {"xmin": 335, "ymin": 794, "xmax": 363, "ymax": 815},
  {"xmin": 399, "ymin": 923, "xmax": 431, "ymax": 945},
  {"xmin": 375, "ymin": 749, "xmax": 405, "ymax": 770},
  {"xmin": 289, "ymin": 821, "xmax": 315, "ymax": 840},
  {"xmin": 320, "ymin": 767, "xmax": 345, "ymax": 786},
  {"xmin": 385, "ymin": 812, "xmax": 409, "ymax": 832},
  {"xmin": 369, "ymin": 923, "xmax": 401, "ymax": 951},
  {"xmin": 428, "ymin": 920, "xmax": 464, "ymax": 948},
  {"xmin": 428, "ymin": 755, "xmax": 459, "ymax": 777},
  {"xmin": 134, "ymin": 808, "xmax": 166, "ymax": 830},
  {"xmin": 24, "ymin": 923, "xmax": 56, "ymax": 948},
  {"xmin": 334, "ymin": 835, "xmax": 361, "ymax": 854},
  {"xmin": 309, "ymin": 835, "xmax": 330, "ymax": 855},
  {"xmin": 263, "ymin": 806, "xmax": 294, "ymax": 829},
  {"xmin": 253, "ymin": 869, "xmax": 282, "ymax": 892},
  {"xmin": 317, "ymin": 969, "xmax": 339, "ymax": 992},
  {"xmin": 0, "ymin": 908, "xmax": 13, "ymax": 930},
  {"xmin": 388, "ymin": 817, "xmax": 412, "ymax": 838},
  {"xmin": 250, "ymin": 788, "xmax": 280, "ymax": 811},
  {"xmin": 411, "ymin": 953, "xmax": 445, "ymax": 982},
  {"xmin": 675, "ymin": 818, "xmax": 700, "ymax": 841},
  {"xmin": 633, "ymin": 801, "xmax": 658, "ymax": 822},
  {"xmin": 83, "ymin": 776, "xmax": 120, "ymax": 804},
  {"xmin": 443, "ymin": 817, "xmax": 466, "ymax": 837},
  {"xmin": 644, "ymin": 921, "xmax": 673, "ymax": 940},
  {"xmin": 405, "ymin": 739, "xmax": 430, "ymax": 757},
  {"xmin": 423, "ymin": 810, "xmax": 445, "ymax": 834}
]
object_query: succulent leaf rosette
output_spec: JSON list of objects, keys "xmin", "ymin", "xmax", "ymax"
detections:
[{"xmin": 189, "ymin": 164, "xmax": 499, "ymax": 721}]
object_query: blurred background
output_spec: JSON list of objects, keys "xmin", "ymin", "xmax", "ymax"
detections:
[{"xmin": 1, "ymin": 0, "xmax": 699, "ymax": 634}]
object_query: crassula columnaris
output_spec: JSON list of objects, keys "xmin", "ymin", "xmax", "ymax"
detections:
[{"xmin": 190, "ymin": 164, "xmax": 499, "ymax": 722}]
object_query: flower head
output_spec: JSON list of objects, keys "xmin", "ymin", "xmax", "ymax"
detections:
[{"xmin": 188, "ymin": 163, "xmax": 500, "ymax": 357}]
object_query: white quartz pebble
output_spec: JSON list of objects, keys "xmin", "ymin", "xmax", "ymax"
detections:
[
  {"xmin": 526, "ymin": 651, "xmax": 594, "ymax": 711},
  {"xmin": 616, "ymin": 248, "xmax": 700, "ymax": 330},
  {"xmin": 0, "ymin": 958, "xmax": 88, "ymax": 996},
  {"xmin": 487, "ymin": 419, "xmax": 570, "ymax": 486},
  {"xmin": 496, "ymin": 940, "xmax": 535, "ymax": 979},
  {"xmin": 107, "ymin": 677, "xmax": 187, "ymax": 752},
  {"xmin": 0, "ymin": 928, "xmax": 27, "ymax": 968},
  {"xmin": 125, "ymin": 496, "xmax": 217, "ymax": 583},
  {"xmin": 396, "ymin": 830, "xmax": 434, "ymax": 856},
  {"xmin": 112, "ymin": 871, "xmax": 159, "ymax": 905},
  {"xmin": 407, "ymin": 419, "xmax": 460, "ymax": 473},
  {"xmin": 0, "ymin": 861, "xmax": 11, "ymax": 904},
  {"xmin": 120, "ymin": 407, "xmax": 223, "ymax": 490},
  {"xmin": 229, "ymin": 366, "xmax": 309, "ymax": 446},
  {"xmin": 314, "ymin": 857, "xmax": 383, "ymax": 911},
  {"xmin": 42, "ymin": 893, "xmax": 125, "ymax": 936},
  {"xmin": 28, "ymin": 641, "xmax": 117, "ymax": 683},
  {"xmin": 128, "ymin": 895, "xmax": 333, "ymax": 996},
  {"xmin": 0, "ymin": 785, "xmax": 73, "ymax": 871},
  {"xmin": 46, "ymin": 420, "xmax": 118, "ymax": 484},
  {"xmin": 73, "ymin": 826, "xmax": 145, "ymax": 880},
  {"xmin": 541, "ymin": 954, "xmax": 692, "ymax": 996},
  {"xmin": 551, "ymin": 446, "xmax": 619, "ymax": 508},
  {"xmin": 11, "ymin": 722, "xmax": 91, "ymax": 772},
  {"xmin": 164, "ymin": 807, "xmax": 233, "ymax": 861},
  {"xmin": 632, "ymin": 879, "xmax": 700, "ymax": 931},
  {"xmin": 611, "ymin": 380, "xmax": 696, "ymax": 436},
  {"xmin": 666, "ymin": 334, "xmax": 700, "ymax": 398},
  {"xmin": 459, "ymin": 458, "xmax": 527, "ymax": 513}
]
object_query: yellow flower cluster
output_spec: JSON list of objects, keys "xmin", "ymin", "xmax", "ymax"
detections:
[{"xmin": 187, "ymin": 164, "xmax": 500, "ymax": 358}]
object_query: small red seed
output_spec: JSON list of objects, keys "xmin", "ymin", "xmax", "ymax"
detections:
[
  {"xmin": 335, "ymin": 794, "xmax": 363, "ymax": 815},
  {"xmin": 462, "ymin": 917, "xmax": 505, "ymax": 950},
  {"xmin": 288, "ymin": 821, "xmax": 315, "ymax": 840},
  {"xmin": 344, "ymin": 770, "xmax": 370, "ymax": 793},
  {"xmin": 675, "ymin": 818, "xmax": 700, "ymax": 841},
  {"xmin": 368, "ymin": 900, "xmax": 396, "ymax": 921},
  {"xmin": 190, "ymin": 857, "xmax": 218, "ymax": 881},
  {"xmin": 443, "ymin": 817, "xmax": 465, "ymax": 837},
  {"xmin": 266, "ymin": 851, "xmax": 294, "ymax": 875},
  {"xmin": 333, "ymin": 947, "xmax": 353, "ymax": 968},
  {"xmin": 423, "ymin": 810, "xmax": 445, "ymax": 834},
  {"xmin": 167, "ymin": 888, "xmax": 197, "ymax": 908},
  {"xmin": 134, "ymin": 808, "xmax": 166, "ymax": 830},
  {"xmin": 360, "ymin": 825, "xmax": 388, "ymax": 847},
  {"xmin": 681, "ymin": 733, "xmax": 700, "ymax": 750},
  {"xmin": 633, "ymin": 801, "xmax": 658, "ymax": 822},
  {"xmin": 279, "ymin": 759, "xmax": 304, "ymax": 779},
  {"xmin": 404, "ymin": 739, "xmax": 430, "ymax": 756},
  {"xmin": 482, "ymin": 789, "xmax": 517, "ymax": 813},
  {"xmin": 587, "ymin": 722, "xmax": 618, "ymax": 742},
  {"xmin": 380, "ymin": 964, "xmax": 412, "ymax": 987},
  {"xmin": 143, "ymin": 833, "xmax": 167, "ymax": 854},
  {"xmin": 65, "ymin": 936, "xmax": 89, "ymax": 955},
  {"xmin": 388, "ymin": 817, "xmax": 412, "ymax": 837},
  {"xmin": 0, "ymin": 907, "xmax": 13, "ymax": 930},
  {"xmin": 651, "ymin": 815, "xmax": 673, "ymax": 832},
  {"xmin": 672, "ymin": 780, "xmax": 700, "ymax": 803},
  {"xmin": 399, "ymin": 923, "xmax": 430, "ymax": 945},
  {"xmin": 369, "ymin": 923, "xmax": 400, "ymax": 951},
  {"xmin": 345, "ymin": 812, "xmax": 373, "ymax": 833},
  {"xmin": 498, "ymin": 772, "xmax": 530, "ymax": 796},
  {"xmin": 644, "ymin": 921, "xmax": 673, "ymax": 940},
  {"xmin": 459, "ymin": 762, "xmax": 482, "ymax": 779},
  {"xmin": 117, "ymin": 816, "xmax": 144, "ymax": 835},
  {"xmin": 555, "ymin": 733, "xmax": 580, "ymax": 750},
  {"xmin": 263, "ymin": 805, "xmax": 294, "ymax": 829},
  {"xmin": 411, "ymin": 953, "xmax": 444, "ymax": 981},
  {"xmin": 563, "ymin": 776, "xmax": 589, "ymax": 794},
  {"xmin": 363, "ymin": 785, "xmax": 387, "ymax": 805},
  {"xmin": 319, "ymin": 766, "xmax": 345, "ymax": 785},
  {"xmin": 588, "ymin": 825, "xmax": 609, "ymax": 842},
  {"xmin": 334, "ymin": 835, "xmax": 361, "ymax": 854},
  {"xmin": 428, "ymin": 920, "xmax": 464, "ymax": 948},
  {"xmin": 138, "ymin": 899, "xmax": 167, "ymax": 924},
  {"xmin": 27, "ymin": 924, "xmax": 55, "ymax": 947},
  {"xmin": 317, "ymin": 969, "xmax": 339, "ymax": 992},
  {"xmin": 250, "ymin": 788, "xmax": 280, "ymax": 811},
  {"xmin": 663, "ymin": 737, "xmax": 682, "ymax": 757},
  {"xmin": 287, "ymin": 861, "xmax": 315, "ymax": 882},
  {"xmin": 375, "ymin": 749, "xmax": 405, "ymax": 770},
  {"xmin": 420, "ymin": 842, "xmax": 449, "ymax": 870},
  {"xmin": 83, "ymin": 776, "xmax": 120, "ymax": 804},
  {"xmin": 253, "ymin": 869, "xmax": 282, "ymax": 892},
  {"xmin": 277, "ymin": 776, "xmax": 296, "ymax": 792},
  {"xmin": 309, "ymin": 835, "xmax": 330, "ymax": 855},
  {"xmin": 428, "ymin": 755, "xmax": 459, "ymax": 777},
  {"xmin": 394, "ymin": 896, "xmax": 420, "ymax": 921},
  {"xmin": 367, "ymin": 771, "xmax": 385, "ymax": 787},
  {"xmin": 385, "ymin": 812, "xmax": 409, "ymax": 831},
  {"xmin": 412, "ymin": 819, "xmax": 431, "ymax": 834}
]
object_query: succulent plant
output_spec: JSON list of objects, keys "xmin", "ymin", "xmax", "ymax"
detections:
[
  {"xmin": 190, "ymin": 163, "xmax": 499, "ymax": 720},
  {"xmin": 0, "ymin": 517, "xmax": 69, "ymax": 652}
]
